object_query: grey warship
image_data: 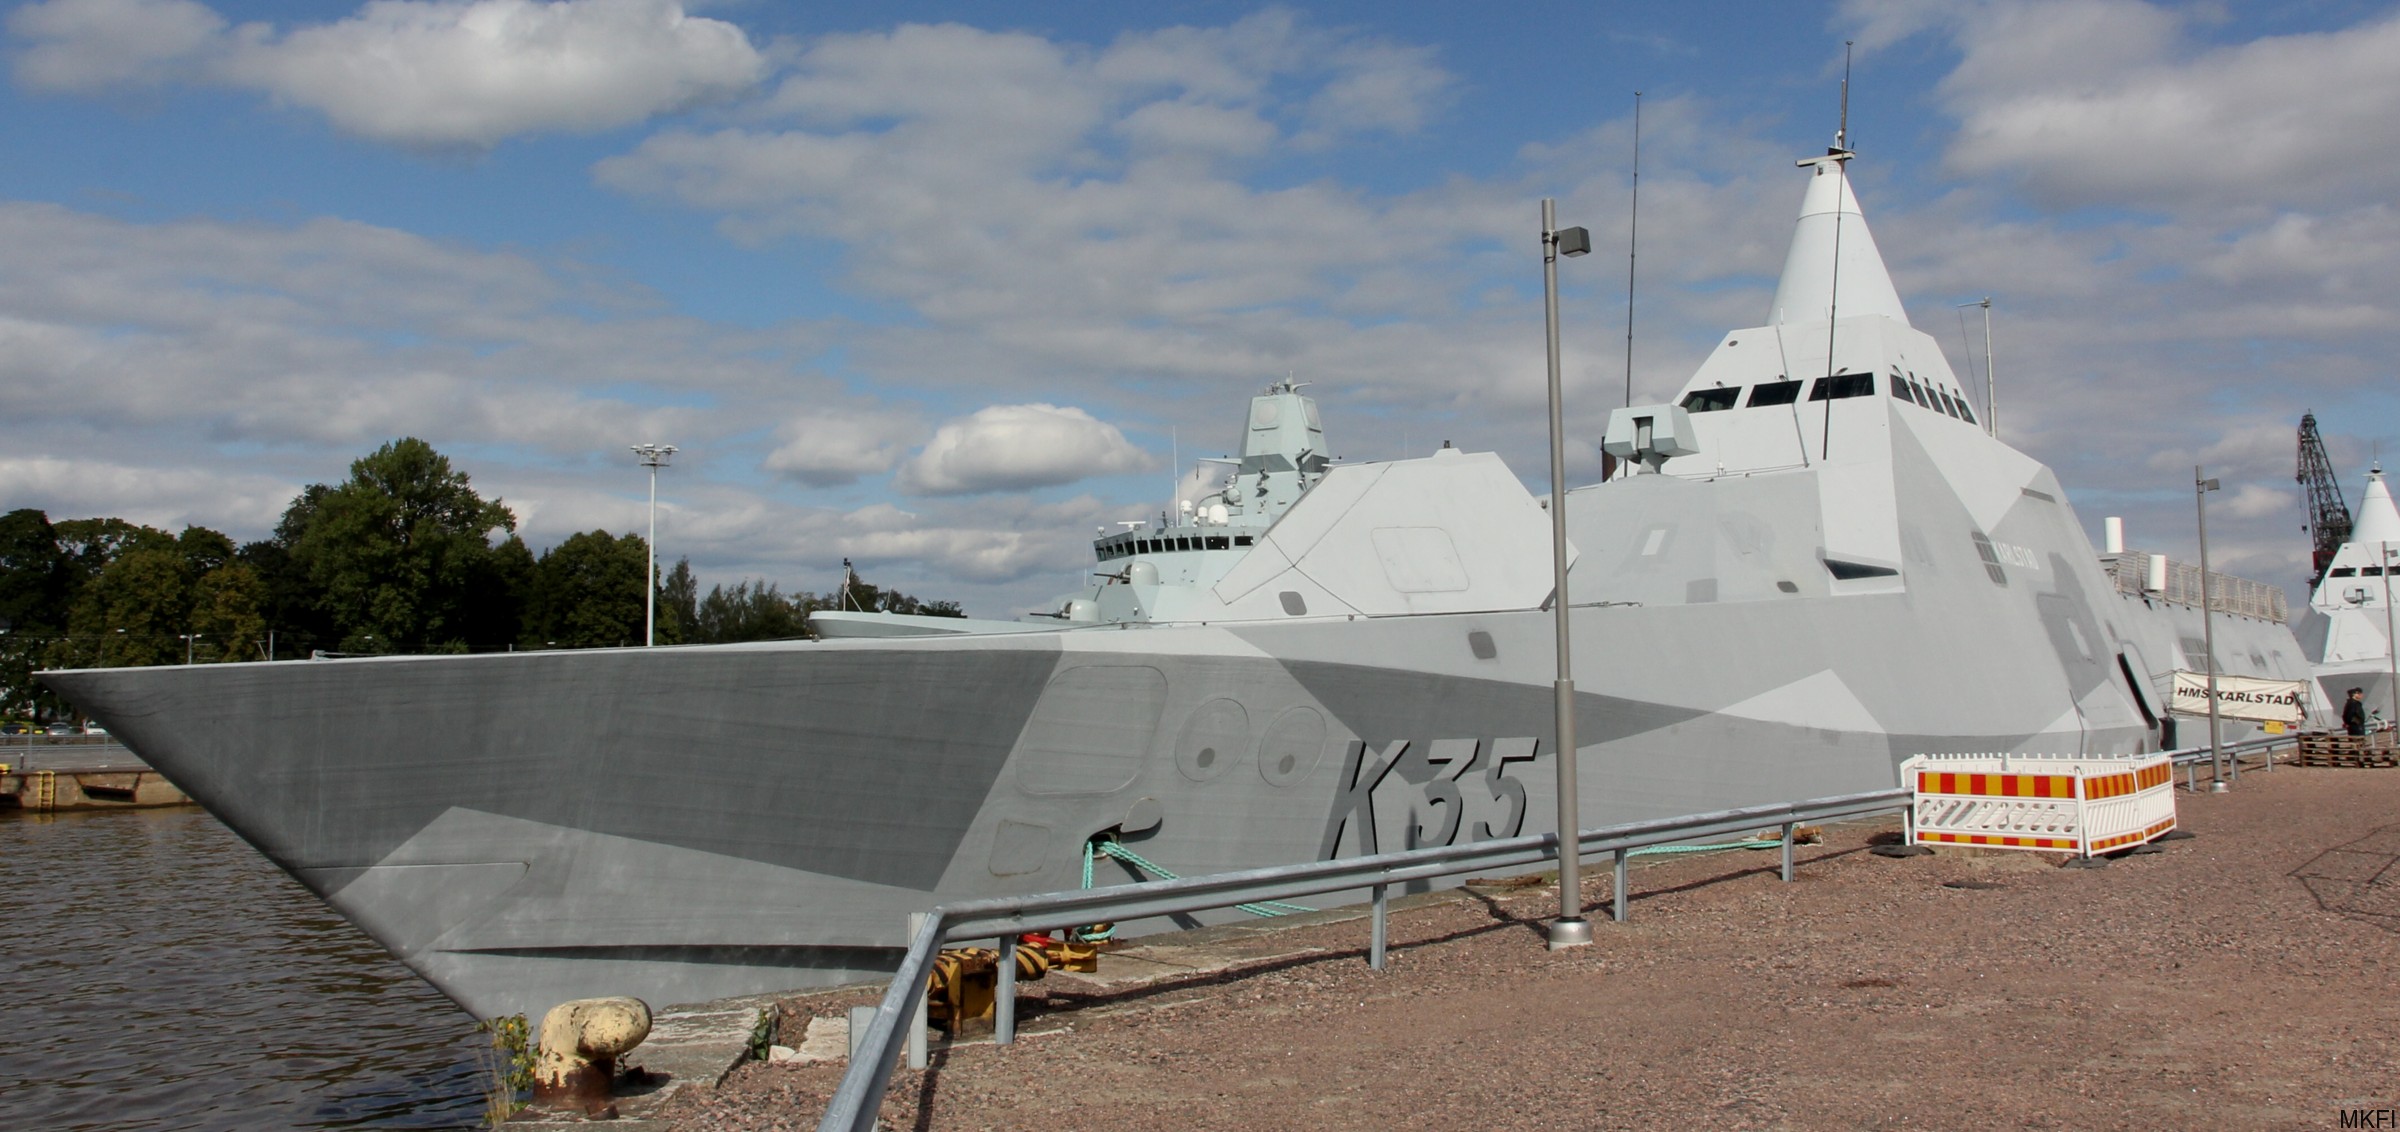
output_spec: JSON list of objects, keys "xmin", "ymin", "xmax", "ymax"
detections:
[{"xmin": 43, "ymin": 144, "xmax": 2312, "ymax": 1024}]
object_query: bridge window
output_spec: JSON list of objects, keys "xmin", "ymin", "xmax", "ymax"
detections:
[
  {"xmin": 1890, "ymin": 375, "xmax": 1915, "ymax": 401},
  {"xmin": 1681, "ymin": 387, "xmax": 1739, "ymax": 413},
  {"xmin": 1206, "ymin": 536, "xmax": 1229, "ymax": 550},
  {"xmin": 1955, "ymin": 395, "xmax": 1978, "ymax": 424},
  {"xmin": 1808, "ymin": 373, "xmax": 1874, "ymax": 401},
  {"xmin": 2365, "ymin": 566, "xmax": 2386, "ymax": 577},
  {"xmin": 1748, "ymin": 379, "xmax": 1802, "ymax": 406},
  {"xmin": 1905, "ymin": 378, "xmax": 1932, "ymax": 408},
  {"xmin": 2331, "ymin": 567, "xmax": 2358, "ymax": 577}
]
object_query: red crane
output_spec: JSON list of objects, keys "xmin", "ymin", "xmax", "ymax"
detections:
[{"xmin": 2298, "ymin": 411, "xmax": 2352, "ymax": 586}]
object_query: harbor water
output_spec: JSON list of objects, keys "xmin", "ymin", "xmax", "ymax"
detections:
[{"xmin": 0, "ymin": 806, "xmax": 487, "ymax": 1130}]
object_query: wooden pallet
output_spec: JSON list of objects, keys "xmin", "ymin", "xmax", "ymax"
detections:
[{"xmin": 2295, "ymin": 731, "xmax": 2400, "ymax": 768}]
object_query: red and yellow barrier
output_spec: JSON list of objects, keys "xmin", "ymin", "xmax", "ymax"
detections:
[{"xmin": 1902, "ymin": 753, "xmax": 2177, "ymax": 859}]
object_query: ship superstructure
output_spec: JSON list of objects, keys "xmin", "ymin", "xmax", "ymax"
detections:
[
  {"xmin": 42, "ymin": 140, "xmax": 2314, "ymax": 1026},
  {"xmin": 2298, "ymin": 467, "xmax": 2400, "ymax": 718}
]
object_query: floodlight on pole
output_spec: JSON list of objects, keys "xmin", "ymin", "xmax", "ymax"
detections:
[
  {"xmin": 632, "ymin": 443, "xmax": 678, "ymax": 647},
  {"xmin": 1542, "ymin": 198, "xmax": 1593, "ymax": 951}
]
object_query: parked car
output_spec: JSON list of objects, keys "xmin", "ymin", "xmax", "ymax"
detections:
[
  {"xmin": 83, "ymin": 722, "xmax": 108, "ymax": 737},
  {"xmin": 45, "ymin": 722, "xmax": 77, "ymax": 736},
  {"xmin": 0, "ymin": 720, "xmax": 32, "ymax": 736}
]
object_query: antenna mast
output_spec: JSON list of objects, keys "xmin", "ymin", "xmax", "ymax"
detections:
[
  {"xmin": 1818, "ymin": 42, "xmax": 1855, "ymax": 463},
  {"xmin": 1624, "ymin": 90, "xmax": 1642, "ymax": 409}
]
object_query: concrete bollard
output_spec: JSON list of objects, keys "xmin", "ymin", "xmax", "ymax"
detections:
[{"xmin": 532, "ymin": 996, "xmax": 652, "ymax": 1114}]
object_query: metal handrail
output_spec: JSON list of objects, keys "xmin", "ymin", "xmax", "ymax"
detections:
[{"xmin": 818, "ymin": 785, "xmax": 1909, "ymax": 1132}]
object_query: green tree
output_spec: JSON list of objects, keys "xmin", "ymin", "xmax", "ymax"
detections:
[
  {"xmin": 693, "ymin": 580, "xmax": 806, "ymax": 643},
  {"xmin": 53, "ymin": 517, "xmax": 175, "ymax": 590},
  {"xmin": 237, "ymin": 539, "xmax": 332, "ymax": 659},
  {"xmin": 281, "ymin": 438, "xmax": 521, "ymax": 653},
  {"xmin": 523, "ymin": 530, "xmax": 648, "ymax": 648},
  {"xmin": 190, "ymin": 561, "xmax": 268, "ymax": 662},
  {"xmin": 66, "ymin": 546, "xmax": 190, "ymax": 667},
  {"xmin": 0, "ymin": 509, "xmax": 69, "ymax": 634},
  {"xmin": 0, "ymin": 510, "xmax": 69, "ymax": 715},
  {"xmin": 657, "ymin": 558, "xmax": 698, "ymax": 645}
]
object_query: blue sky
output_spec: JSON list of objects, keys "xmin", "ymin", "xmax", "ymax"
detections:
[{"xmin": 3, "ymin": 0, "xmax": 2396, "ymax": 615}]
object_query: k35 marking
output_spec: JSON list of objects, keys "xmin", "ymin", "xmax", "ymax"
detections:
[{"xmin": 1317, "ymin": 737, "xmax": 1543, "ymax": 860}]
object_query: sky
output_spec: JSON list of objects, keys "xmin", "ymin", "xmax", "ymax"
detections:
[{"xmin": 3, "ymin": 0, "xmax": 2396, "ymax": 617}]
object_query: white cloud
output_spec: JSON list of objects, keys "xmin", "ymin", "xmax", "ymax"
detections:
[
  {"xmin": 1295, "ymin": 39, "xmax": 1450, "ymax": 146},
  {"xmin": 9, "ymin": 0, "xmax": 763, "ymax": 147},
  {"xmin": 763, "ymin": 409, "xmax": 924, "ymax": 486},
  {"xmin": 895, "ymin": 404, "xmax": 1152, "ymax": 496},
  {"xmin": 8, "ymin": 0, "xmax": 221, "ymax": 87},
  {"xmin": 2222, "ymin": 483, "xmax": 2295, "ymax": 521},
  {"xmin": 0, "ymin": 454, "xmax": 297, "ymax": 533},
  {"xmin": 1916, "ymin": 1, "xmax": 2400, "ymax": 209}
]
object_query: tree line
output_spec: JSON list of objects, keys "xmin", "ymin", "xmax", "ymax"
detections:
[{"xmin": 0, "ymin": 437, "xmax": 960, "ymax": 718}]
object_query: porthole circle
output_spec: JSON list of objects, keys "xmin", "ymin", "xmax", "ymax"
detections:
[
  {"xmin": 1173, "ymin": 698, "xmax": 1251, "ymax": 783},
  {"xmin": 1258, "ymin": 706, "xmax": 1327, "ymax": 788}
]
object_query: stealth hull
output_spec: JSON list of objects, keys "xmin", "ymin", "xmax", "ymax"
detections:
[{"xmin": 41, "ymin": 144, "xmax": 2316, "ymax": 1024}]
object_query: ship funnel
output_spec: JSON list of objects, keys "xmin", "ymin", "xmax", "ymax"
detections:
[{"xmin": 1768, "ymin": 159, "xmax": 1909, "ymax": 327}]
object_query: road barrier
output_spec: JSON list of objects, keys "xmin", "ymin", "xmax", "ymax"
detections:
[{"xmin": 1903, "ymin": 752, "xmax": 2177, "ymax": 857}]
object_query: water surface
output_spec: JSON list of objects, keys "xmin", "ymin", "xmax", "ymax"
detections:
[{"xmin": 0, "ymin": 806, "xmax": 486, "ymax": 1130}]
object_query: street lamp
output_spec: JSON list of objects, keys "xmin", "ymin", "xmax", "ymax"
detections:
[
  {"xmin": 631, "ymin": 443, "xmax": 678, "ymax": 647},
  {"xmin": 1542, "ymin": 198, "xmax": 1592, "ymax": 950},
  {"xmin": 2195, "ymin": 466, "xmax": 2226, "ymax": 790},
  {"xmin": 179, "ymin": 633, "xmax": 202, "ymax": 666}
]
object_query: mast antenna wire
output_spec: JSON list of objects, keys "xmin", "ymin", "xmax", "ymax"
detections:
[
  {"xmin": 1820, "ymin": 41, "xmax": 1853, "ymax": 464},
  {"xmin": 1955, "ymin": 297, "xmax": 1995, "ymax": 437},
  {"xmin": 1624, "ymin": 90, "xmax": 1643, "ymax": 409}
]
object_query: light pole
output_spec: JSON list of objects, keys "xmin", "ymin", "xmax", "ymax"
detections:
[
  {"xmin": 1542, "ymin": 198, "xmax": 1593, "ymax": 950},
  {"xmin": 179, "ymin": 633, "xmax": 201, "ymax": 665},
  {"xmin": 2195, "ymin": 466, "xmax": 2226, "ymax": 789},
  {"xmin": 631, "ymin": 443, "xmax": 678, "ymax": 647}
]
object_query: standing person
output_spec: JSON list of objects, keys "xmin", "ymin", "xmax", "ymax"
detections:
[{"xmin": 2343, "ymin": 687, "xmax": 2368, "ymax": 737}]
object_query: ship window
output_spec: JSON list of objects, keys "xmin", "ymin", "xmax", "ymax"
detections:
[
  {"xmin": 1906, "ymin": 378, "xmax": 1932, "ymax": 408},
  {"xmin": 1748, "ymin": 379, "xmax": 1802, "ymax": 406},
  {"xmin": 1936, "ymin": 390, "xmax": 1962, "ymax": 418},
  {"xmin": 2365, "ymin": 566, "xmax": 2386, "ymax": 577},
  {"xmin": 1808, "ymin": 373, "xmax": 1874, "ymax": 400},
  {"xmin": 2331, "ymin": 567, "xmax": 2357, "ymax": 577},
  {"xmin": 1235, "ymin": 535, "xmax": 1254, "ymax": 547},
  {"xmin": 1970, "ymin": 531, "xmax": 2008, "ymax": 586},
  {"xmin": 1955, "ymin": 396, "xmax": 1978, "ymax": 424},
  {"xmin": 1681, "ymin": 387, "xmax": 1739, "ymax": 413},
  {"xmin": 1890, "ymin": 376, "xmax": 1914, "ymax": 401}
]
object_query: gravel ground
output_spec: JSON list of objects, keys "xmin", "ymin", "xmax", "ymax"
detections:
[{"xmin": 664, "ymin": 765, "xmax": 2400, "ymax": 1131}]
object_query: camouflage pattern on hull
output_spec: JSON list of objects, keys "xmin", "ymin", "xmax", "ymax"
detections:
[{"xmin": 40, "ymin": 146, "xmax": 2317, "ymax": 1023}]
